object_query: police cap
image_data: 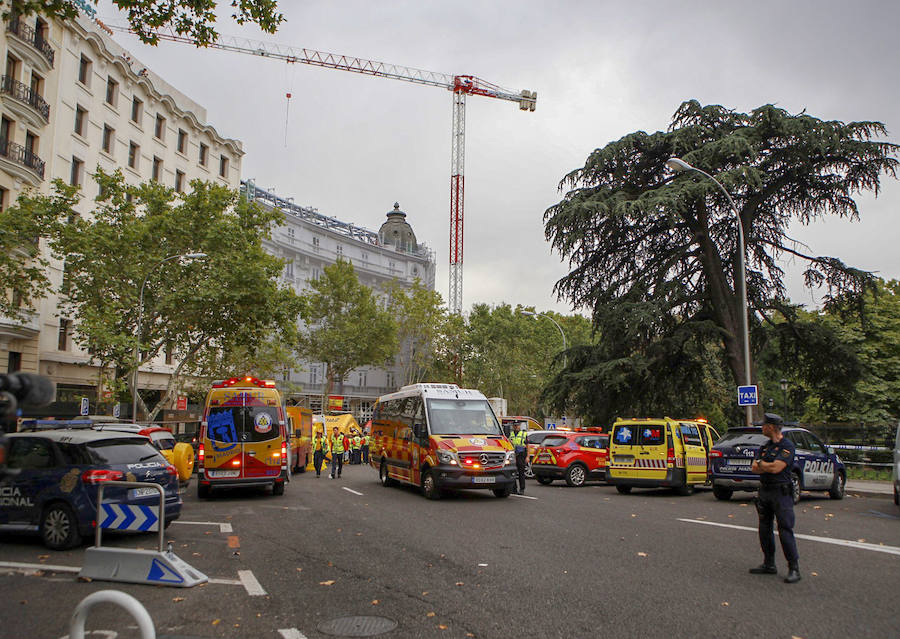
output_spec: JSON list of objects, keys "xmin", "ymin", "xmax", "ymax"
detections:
[{"xmin": 759, "ymin": 412, "xmax": 784, "ymax": 428}]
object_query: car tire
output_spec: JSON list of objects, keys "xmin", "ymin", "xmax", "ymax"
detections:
[
  {"xmin": 565, "ymin": 464, "xmax": 587, "ymax": 487},
  {"xmin": 492, "ymin": 487, "xmax": 511, "ymax": 498},
  {"xmin": 713, "ymin": 484, "xmax": 733, "ymax": 501},
  {"xmin": 380, "ymin": 461, "xmax": 396, "ymax": 487},
  {"xmin": 616, "ymin": 484, "xmax": 632, "ymax": 494},
  {"xmin": 40, "ymin": 502, "xmax": 81, "ymax": 550},
  {"xmin": 524, "ymin": 463, "xmax": 534, "ymax": 479},
  {"xmin": 197, "ymin": 482, "xmax": 210, "ymax": 499},
  {"xmin": 828, "ymin": 471, "xmax": 845, "ymax": 500},
  {"xmin": 272, "ymin": 481, "xmax": 285, "ymax": 496},
  {"xmin": 536, "ymin": 476, "xmax": 553, "ymax": 485},
  {"xmin": 791, "ymin": 472, "xmax": 801, "ymax": 505},
  {"xmin": 422, "ymin": 468, "xmax": 441, "ymax": 500}
]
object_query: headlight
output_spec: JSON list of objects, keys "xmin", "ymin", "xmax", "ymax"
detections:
[
  {"xmin": 505, "ymin": 450, "xmax": 515, "ymax": 465},
  {"xmin": 437, "ymin": 450, "xmax": 459, "ymax": 465}
]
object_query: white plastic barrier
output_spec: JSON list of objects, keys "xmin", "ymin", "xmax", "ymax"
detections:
[{"xmin": 68, "ymin": 590, "xmax": 155, "ymax": 639}]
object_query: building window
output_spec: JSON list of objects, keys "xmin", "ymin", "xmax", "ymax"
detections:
[
  {"xmin": 128, "ymin": 142, "xmax": 139, "ymax": 170},
  {"xmin": 177, "ymin": 129, "xmax": 187, "ymax": 154},
  {"xmin": 5, "ymin": 54, "xmax": 19, "ymax": 81},
  {"xmin": 102, "ymin": 125, "xmax": 114, "ymax": 153},
  {"xmin": 310, "ymin": 366, "xmax": 317, "ymax": 385},
  {"xmin": 29, "ymin": 71, "xmax": 43, "ymax": 99},
  {"xmin": 284, "ymin": 261, "xmax": 294, "ymax": 279},
  {"xmin": 130, "ymin": 96, "xmax": 143, "ymax": 124},
  {"xmin": 74, "ymin": 105, "xmax": 87, "ymax": 136},
  {"xmin": 6, "ymin": 351, "xmax": 22, "ymax": 373},
  {"xmin": 151, "ymin": 156, "xmax": 162, "ymax": 181},
  {"xmin": 219, "ymin": 154, "xmax": 228, "ymax": 177},
  {"xmin": 105, "ymin": 77, "xmax": 118, "ymax": 107},
  {"xmin": 312, "ymin": 236, "xmax": 320, "ymax": 249},
  {"xmin": 25, "ymin": 130, "xmax": 37, "ymax": 156},
  {"xmin": 174, "ymin": 169, "xmax": 184, "ymax": 192},
  {"xmin": 58, "ymin": 319, "xmax": 71, "ymax": 351},
  {"xmin": 78, "ymin": 55, "xmax": 92, "ymax": 86},
  {"xmin": 0, "ymin": 116, "xmax": 11, "ymax": 145},
  {"xmin": 286, "ymin": 227, "xmax": 294, "ymax": 244},
  {"xmin": 154, "ymin": 114, "xmax": 165, "ymax": 140},
  {"xmin": 199, "ymin": 143, "xmax": 208, "ymax": 167},
  {"xmin": 0, "ymin": 186, "xmax": 7, "ymax": 211},
  {"xmin": 357, "ymin": 370, "xmax": 367, "ymax": 387},
  {"xmin": 70, "ymin": 157, "xmax": 83, "ymax": 186},
  {"xmin": 336, "ymin": 245, "xmax": 343, "ymax": 257}
]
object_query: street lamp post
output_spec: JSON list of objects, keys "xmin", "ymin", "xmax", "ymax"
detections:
[
  {"xmin": 666, "ymin": 157, "xmax": 753, "ymax": 427},
  {"xmin": 780, "ymin": 378, "xmax": 789, "ymax": 420},
  {"xmin": 522, "ymin": 310, "xmax": 567, "ymax": 367},
  {"xmin": 132, "ymin": 253, "xmax": 207, "ymax": 423}
]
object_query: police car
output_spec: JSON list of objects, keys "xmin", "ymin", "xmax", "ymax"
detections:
[
  {"xmin": 0, "ymin": 426, "xmax": 182, "ymax": 549},
  {"xmin": 709, "ymin": 426, "xmax": 846, "ymax": 503}
]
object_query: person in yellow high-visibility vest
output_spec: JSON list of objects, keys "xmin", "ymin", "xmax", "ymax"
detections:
[
  {"xmin": 312, "ymin": 429, "xmax": 329, "ymax": 478},
  {"xmin": 351, "ymin": 432, "xmax": 362, "ymax": 464},
  {"xmin": 509, "ymin": 421, "xmax": 529, "ymax": 494},
  {"xmin": 329, "ymin": 426, "xmax": 348, "ymax": 479},
  {"xmin": 361, "ymin": 430, "xmax": 370, "ymax": 465}
]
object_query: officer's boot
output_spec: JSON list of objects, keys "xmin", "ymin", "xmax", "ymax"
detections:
[
  {"xmin": 784, "ymin": 563, "xmax": 801, "ymax": 584},
  {"xmin": 749, "ymin": 559, "xmax": 777, "ymax": 574}
]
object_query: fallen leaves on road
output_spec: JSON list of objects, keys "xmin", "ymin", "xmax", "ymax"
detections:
[
  {"xmin": 811, "ymin": 572, "xmax": 818, "ymax": 577},
  {"xmin": 37, "ymin": 555, "xmax": 48, "ymax": 560},
  {"xmin": 77, "ymin": 577, "xmax": 92, "ymax": 583},
  {"xmin": 296, "ymin": 567, "xmax": 302, "ymax": 572},
  {"xmin": 631, "ymin": 514, "xmax": 637, "ymax": 518},
  {"xmin": 438, "ymin": 625, "xmax": 447, "ymax": 630},
  {"xmin": 371, "ymin": 600, "xmax": 379, "ymax": 605},
  {"xmin": 427, "ymin": 612, "xmax": 436, "ymax": 618},
  {"xmin": 727, "ymin": 514, "xmax": 734, "ymax": 518},
  {"xmin": 319, "ymin": 580, "xmax": 336, "ymax": 586},
  {"xmin": 211, "ymin": 619, "xmax": 220, "ymax": 626},
  {"xmin": 813, "ymin": 505, "xmax": 822, "ymax": 510},
  {"xmin": 455, "ymin": 582, "xmax": 464, "ymax": 586},
  {"xmin": 172, "ymin": 597, "xmax": 184, "ymax": 603},
  {"xmin": 637, "ymin": 552, "xmax": 648, "ymax": 557},
  {"xmin": 422, "ymin": 591, "xmax": 429, "ymax": 596},
  {"xmin": 857, "ymin": 539, "xmax": 866, "ymax": 543},
  {"xmin": 740, "ymin": 503, "xmax": 748, "ymax": 507},
  {"xmin": 721, "ymin": 602, "xmax": 729, "ymax": 607}
]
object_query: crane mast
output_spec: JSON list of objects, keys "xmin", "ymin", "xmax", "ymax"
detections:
[{"xmin": 107, "ymin": 26, "xmax": 537, "ymax": 314}]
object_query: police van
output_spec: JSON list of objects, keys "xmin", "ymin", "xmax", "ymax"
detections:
[
  {"xmin": 607, "ymin": 417, "xmax": 720, "ymax": 495},
  {"xmin": 369, "ymin": 383, "xmax": 517, "ymax": 499},
  {"xmin": 709, "ymin": 425, "xmax": 846, "ymax": 503}
]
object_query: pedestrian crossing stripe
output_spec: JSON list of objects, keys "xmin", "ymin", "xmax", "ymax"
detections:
[{"xmin": 99, "ymin": 503, "xmax": 159, "ymax": 531}]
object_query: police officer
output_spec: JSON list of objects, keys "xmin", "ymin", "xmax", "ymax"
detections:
[
  {"xmin": 750, "ymin": 413, "xmax": 801, "ymax": 584},
  {"xmin": 361, "ymin": 430, "xmax": 370, "ymax": 465},
  {"xmin": 329, "ymin": 426, "xmax": 347, "ymax": 479},
  {"xmin": 312, "ymin": 429, "xmax": 328, "ymax": 478},
  {"xmin": 509, "ymin": 421, "xmax": 528, "ymax": 495},
  {"xmin": 352, "ymin": 431, "xmax": 362, "ymax": 464}
]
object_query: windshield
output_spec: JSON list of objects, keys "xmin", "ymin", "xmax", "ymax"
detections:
[
  {"xmin": 207, "ymin": 406, "xmax": 281, "ymax": 443},
  {"xmin": 87, "ymin": 439, "xmax": 166, "ymax": 465},
  {"xmin": 716, "ymin": 430, "xmax": 769, "ymax": 448},
  {"xmin": 426, "ymin": 398, "xmax": 502, "ymax": 436}
]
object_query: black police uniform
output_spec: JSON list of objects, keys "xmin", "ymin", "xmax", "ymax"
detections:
[{"xmin": 754, "ymin": 436, "xmax": 799, "ymax": 571}]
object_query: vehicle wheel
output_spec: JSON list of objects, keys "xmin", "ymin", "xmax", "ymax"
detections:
[
  {"xmin": 565, "ymin": 464, "xmax": 587, "ymax": 487},
  {"xmin": 422, "ymin": 468, "xmax": 441, "ymax": 500},
  {"xmin": 675, "ymin": 483, "xmax": 695, "ymax": 496},
  {"xmin": 616, "ymin": 484, "xmax": 632, "ymax": 494},
  {"xmin": 164, "ymin": 517, "xmax": 173, "ymax": 530},
  {"xmin": 713, "ymin": 484, "xmax": 733, "ymax": 501},
  {"xmin": 536, "ymin": 476, "xmax": 553, "ymax": 485},
  {"xmin": 272, "ymin": 481, "xmax": 285, "ymax": 496},
  {"xmin": 173, "ymin": 443, "xmax": 194, "ymax": 482},
  {"xmin": 828, "ymin": 471, "xmax": 845, "ymax": 500},
  {"xmin": 380, "ymin": 461, "xmax": 396, "ymax": 487},
  {"xmin": 524, "ymin": 463, "xmax": 534, "ymax": 479},
  {"xmin": 40, "ymin": 502, "xmax": 81, "ymax": 550},
  {"xmin": 493, "ymin": 487, "xmax": 511, "ymax": 498},
  {"xmin": 197, "ymin": 482, "xmax": 210, "ymax": 499},
  {"xmin": 791, "ymin": 472, "xmax": 801, "ymax": 504}
]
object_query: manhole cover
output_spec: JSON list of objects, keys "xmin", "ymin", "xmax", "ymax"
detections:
[{"xmin": 318, "ymin": 615, "xmax": 398, "ymax": 637}]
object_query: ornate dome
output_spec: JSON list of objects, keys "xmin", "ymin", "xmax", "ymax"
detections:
[{"xmin": 378, "ymin": 202, "xmax": 418, "ymax": 253}]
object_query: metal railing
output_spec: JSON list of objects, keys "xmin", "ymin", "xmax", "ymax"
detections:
[
  {"xmin": 0, "ymin": 75, "xmax": 50, "ymax": 121},
  {"xmin": 6, "ymin": 19, "xmax": 54, "ymax": 67},
  {"xmin": 0, "ymin": 138, "xmax": 44, "ymax": 178}
]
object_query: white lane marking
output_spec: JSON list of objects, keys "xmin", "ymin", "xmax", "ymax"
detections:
[
  {"xmin": 511, "ymin": 493, "xmax": 538, "ymax": 500},
  {"xmin": 208, "ymin": 578, "xmax": 242, "ymax": 586},
  {"xmin": 0, "ymin": 560, "xmax": 79, "ymax": 574},
  {"xmin": 678, "ymin": 518, "xmax": 900, "ymax": 556},
  {"xmin": 238, "ymin": 569, "xmax": 267, "ymax": 596},
  {"xmin": 170, "ymin": 520, "xmax": 233, "ymax": 533},
  {"xmin": 278, "ymin": 630, "xmax": 308, "ymax": 639},
  {"xmin": 342, "ymin": 487, "xmax": 364, "ymax": 496}
]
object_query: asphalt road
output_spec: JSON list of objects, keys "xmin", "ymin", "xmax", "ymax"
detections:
[{"xmin": 1, "ymin": 465, "xmax": 897, "ymax": 638}]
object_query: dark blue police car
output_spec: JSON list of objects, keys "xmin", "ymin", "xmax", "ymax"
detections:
[
  {"xmin": 0, "ymin": 426, "xmax": 182, "ymax": 549},
  {"xmin": 709, "ymin": 426, "xmax": 846, "ymax": 503}
]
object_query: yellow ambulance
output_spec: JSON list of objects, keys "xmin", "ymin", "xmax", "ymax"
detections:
[
  {"xmin": 607, "ymin": 417, "xmax": 720, "ymax": 495},
  {"xmin": 198, "ymin": 376, "xmax": 289, "ymax": 498}
]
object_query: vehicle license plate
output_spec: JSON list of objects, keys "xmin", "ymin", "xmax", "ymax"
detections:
[
  {"xmin": 208, "ymin": 470, "xmax": 240, "ymax": 478},
  {"xmin": 472, "ymin": 476, "xmax": 495, "ymax": 484},
  {"xmin": 729, "ymin": 458, "xmax": 752, "ymax": 466},
  {"xmin": 129, "ymin": 487, "xmax": 158, "ymax": 499},
  {"xmin": 614, "ymin": 455, "xmax": 634, "ymax": 464}
]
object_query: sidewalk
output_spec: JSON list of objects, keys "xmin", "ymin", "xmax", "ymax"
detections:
[{"xmin": 846, "ymin": 479, "xmax": 894, "ymax": 496}]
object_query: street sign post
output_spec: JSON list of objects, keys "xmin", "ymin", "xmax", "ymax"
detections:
[
  {"xmin": 737, "ymin": 385, "xmax": 758, "ymax": 407},
  {"xmin": 113, "ymin": 404, "xmax": 121, "ymax": 418},
  {"xmin": 80, "ymin": 397, "xmax": 90, "ymax": 416}
]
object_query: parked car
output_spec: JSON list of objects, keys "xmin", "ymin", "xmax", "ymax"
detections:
[
  {"xmin": 710, "ymin": 425, "xmax": 846, "ymax": 503},
  {"xmin": 530, "ymin": 430, "xmax": 610, "ymax": 487},
  {"xmin": 0, "ymin": 427, "xmax": 181, "ymax": 549},
  {"xmin": 94, "ymin": 424, "xmax": 194, "ymax": 487}
]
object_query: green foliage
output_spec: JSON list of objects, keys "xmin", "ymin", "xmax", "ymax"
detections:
[
  {"xmin": 299, "ymin": 259, "xmax": 396, "ymax": 400},
  {"xmin": 543, "ymin": 100, "xmax": 899, "ymax": 427},
  {"xmin": 0, "ymin": 183, "xmax": 73, "ymax": 316},
  {"xmin": 384, "ymin": 279, "xmax": 445, "ymax": 386},
  {"xmin": 49, "ymin": 169, "xmax": 301, "ymax": 420},
  {"xmin": 1, "ymin": 0, "xmax": 284, "ymax": 46}
]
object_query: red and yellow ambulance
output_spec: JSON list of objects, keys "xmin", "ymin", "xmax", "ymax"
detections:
[
  {"xmin": 370, "ymin": 383, "xmax": 517, "ymax": 499},
  {"xmin": 198, "ymin": 376, "xmax": 289, "ymax": 498}
]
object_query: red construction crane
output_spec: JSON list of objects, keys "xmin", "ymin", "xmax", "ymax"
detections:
[{"xmin": 107, "ymin": 26, "xmax": 537, "ymax": 314}]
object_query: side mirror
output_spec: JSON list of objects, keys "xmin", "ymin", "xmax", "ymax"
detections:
[
  {"xmin": 413, "ymin": 423, "xmax": 426, "ymax": 439},
  {"xmin": 827, "ymin": 446, "xmax": 835, "ymax": 455}
]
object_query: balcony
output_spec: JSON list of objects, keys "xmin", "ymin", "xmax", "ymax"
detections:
[
  {"xmin": 0, "ymin": 138, "xmax": 45, "ymax": 184},
  {"xmin": 0, "ymin": 75, "xmax": 49, "ymax": 127},
  {"xmin": 0, "ymin": 308, "xmax": 40, "ymax": 342},
  {"xmin": 6, "ymin": 19, "xmax": 54, "ymax": 71}
]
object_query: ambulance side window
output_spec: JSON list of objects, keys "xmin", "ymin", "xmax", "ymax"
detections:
[{"xmin": 679, "ymin": 424, "xmax": 702, "ymax": 447}]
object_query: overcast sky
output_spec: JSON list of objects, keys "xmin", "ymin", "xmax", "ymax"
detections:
[{"xmin": 101, "ymin": 0, "xmax": 900, "ymax": 315}]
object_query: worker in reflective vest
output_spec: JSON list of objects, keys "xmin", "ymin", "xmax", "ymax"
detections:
[
  {"xmin": 509, "ymin": 421, "xmax": 529, "ymax": 494},
  {"xmin": 312, "ymin": 430, "xmax": 328, "ymax": 478},
  {"xmin": 329, "ymin": 427, "xmax": 348, "ymax": 479},
  {"xmin": 361, "ymin": 432, "xmax": 370, "ymax": 465},
  {"xmin": 352, "ymin": 433, "xmax": 362, "ymax": 464}
]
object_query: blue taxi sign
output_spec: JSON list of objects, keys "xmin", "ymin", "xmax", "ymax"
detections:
[{"xmin": 737, "ymin": 385, "xmax": 758, "ymax": 407}]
